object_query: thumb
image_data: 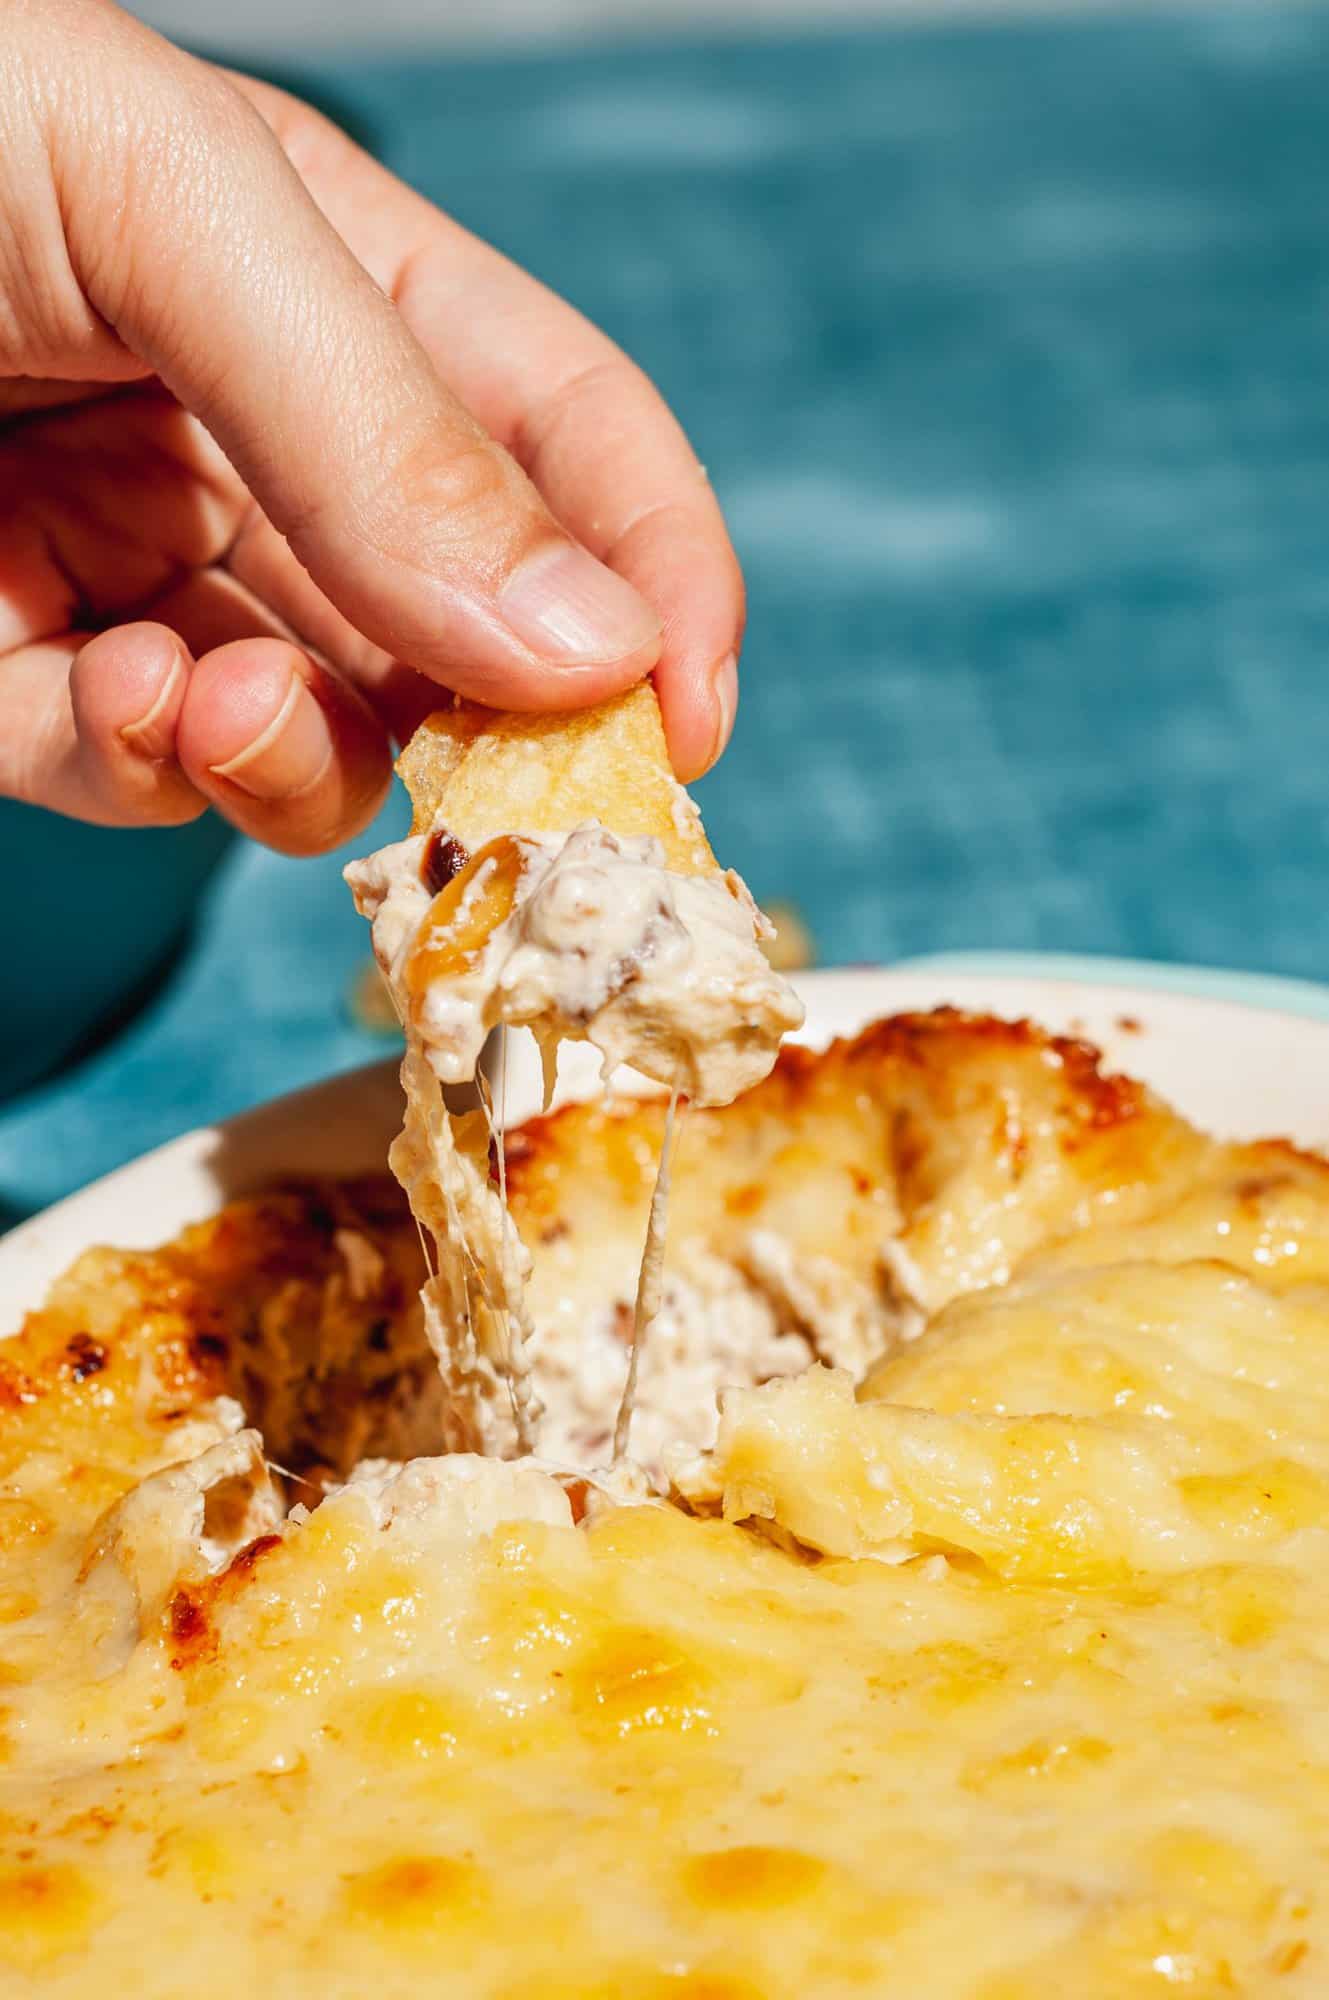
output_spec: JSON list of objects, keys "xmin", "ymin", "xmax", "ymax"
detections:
[{"xmin": 43, "ymin": 5, "xmax": 661, "ymax": 707}]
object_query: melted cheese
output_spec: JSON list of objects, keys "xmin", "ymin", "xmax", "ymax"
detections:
[
  {"xmin": 346, "ymin": 815, "xmax": 799, "ymax": 1467},
  {"xmin": 347, "ymin": 826, "xmax": 800, "ymax": 1106},
  {"xmin": 6, "ymin": 1021, "xmax": 1329, "ymax": 1993},
  {"xmin": 388, "ymin": 1043, "xmax": 539, "ymax": 1457}
]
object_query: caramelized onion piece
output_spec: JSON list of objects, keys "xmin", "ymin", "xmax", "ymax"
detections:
[{"xmin": 403, "ymin": 836, "xmax": 529, "ymax": 1007}]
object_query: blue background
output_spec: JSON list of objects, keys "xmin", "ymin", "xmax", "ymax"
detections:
[{"xmin": 5, "ymin": 2, "xmax": 1329, "ymax": 1219}]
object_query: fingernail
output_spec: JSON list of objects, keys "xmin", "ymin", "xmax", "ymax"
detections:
[
  {"xmin": 210, "ymin": 673, "xmax": 334, "ymax": 799},
  {"xmin": 707, "ymin": 652, "xmax": 738, "ymax": 769},
  {"xmin": 499, "ymin": 543, "xmax": 662, "ymax": 663},
  {"xmin": 120, "ymin": 649, "xmax": 187, "ymax": 760}
]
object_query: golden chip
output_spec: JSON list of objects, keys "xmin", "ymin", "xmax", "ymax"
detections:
[{"xmin": 396, "ymin": 684, "xmax": 717, "ymax": 877}]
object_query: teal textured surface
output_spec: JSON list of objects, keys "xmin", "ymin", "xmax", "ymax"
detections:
[{"xmin": 5, "ymin": 4, "xmax": 1329, "ymax": 1220}]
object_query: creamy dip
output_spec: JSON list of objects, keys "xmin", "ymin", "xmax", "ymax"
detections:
[
  {"xmin": 345, "ymin": 816, "xmax": 802, "ymax": 1467},
  {"xmin": 346, "ymin": 823, "xmax": 802, "ymax": 1109}
]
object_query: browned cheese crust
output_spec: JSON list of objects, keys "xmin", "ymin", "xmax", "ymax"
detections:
[
  {"xmin": 1, "ymin": 1179, "xmax": 432, "ymax": 1534},
  {"xmin": 13, "ymin": 1010, "xmax": 1329, "ymax": 1505},
  {"xmin": 506, "ymin": 1009, "xmax": 1329, "ymax": 1405}
]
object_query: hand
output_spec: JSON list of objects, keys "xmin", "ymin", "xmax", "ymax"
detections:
[{"xmin": 0, "ymin": 0, "xmax": 743, "ymax": 853}]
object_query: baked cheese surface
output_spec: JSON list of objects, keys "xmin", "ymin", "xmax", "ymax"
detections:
[{"xmin": 3, "ymin": 1016, "xmax": 1329, "ymax": 1996}]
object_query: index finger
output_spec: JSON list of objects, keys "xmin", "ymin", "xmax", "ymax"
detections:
[{"xmin": 229, "ymin": 72, "xmax": 744, "ymax": 780}]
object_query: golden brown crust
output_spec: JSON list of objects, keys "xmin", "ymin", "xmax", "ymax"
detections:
[
  {"xmin": 506, "ymin": 1009, "xmax": 1206, "ymax": 1325},
  {"xmin": 16, "ymin": 1008, "xmax": 1329, "ymax": 1516},
  {"xmin": 166, "ymin": 1530, "xmax": 285, "ymax": 1670},
  {"xmin": 3, "ymin": 1179, "xmax": 433, "ymax": 1516}
]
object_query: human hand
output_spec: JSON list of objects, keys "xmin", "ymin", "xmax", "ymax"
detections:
[{"xmin": 0, "ymin": 0, "xmax": 743, "ymax": 853}]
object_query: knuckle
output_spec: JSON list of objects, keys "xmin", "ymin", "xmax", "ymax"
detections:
[
  {"xmin": 513, "ymin": 351, "xmax": 646, "ymax": 481},
  {"xmin": 383, "ymin": 431, "xmax": 540, "ymax": 573}
]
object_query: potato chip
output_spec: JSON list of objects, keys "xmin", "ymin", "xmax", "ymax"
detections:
[{"xmin": 396, "ymin": 684, "xmax": 717, "ymax": 876}]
